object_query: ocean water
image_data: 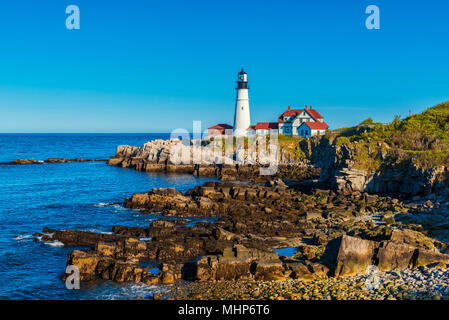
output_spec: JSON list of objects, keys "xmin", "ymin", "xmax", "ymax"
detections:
[{"xmin": 0, "ymin": 134, "xmax": 216, "ymax": 300}]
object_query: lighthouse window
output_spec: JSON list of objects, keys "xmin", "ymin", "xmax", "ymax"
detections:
[{"xmin": 241, "ymin": 107, "xmax": 243, "ymax": 110}]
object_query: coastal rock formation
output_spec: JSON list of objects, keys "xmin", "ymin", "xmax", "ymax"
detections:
[
  {"xmin": 34, "ymin": 228, "xmax": 123, "ymax": 246},
  {"xmin": 109, "ymin": 103, "xmax": 449, "ymax": 197},
  {"xmin": 108, "ymin": 135, "xmax": 449, "ymax": 197},
  {"xmin": 301, "ymin": 103, "xmax": 449, "ymax": 197},
  {"xmin": 33, "ymin": 180, "xmax": 449, "ymax": 290},
  {"xmin": 322, "ymin": 235, "xmax": 449, "ymax": 277},
  {"xmin": 108, "ymin": 138, "xmax": 319, "ymax": 182},
  {"xmin": 183, "ymin": 245, "xmax": 286, "ymax": 281},
  {"xmin": 6, "ymin": 159, "xmax": 40, "ymax": 165},
  {"xmin": 322, "ymin": 235, "xmax": 378, "ymax": 277}
]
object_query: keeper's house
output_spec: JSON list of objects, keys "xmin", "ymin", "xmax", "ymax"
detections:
[
  {"xmin": 249, "ymin": 122, "xmax": 279, "ymax": 135},
  {"xmin": 277, "ymin": 105, "xmax": 328, "ymax": 137},
  {"xmin": 207, "ymin": 124, "xmax": 233, "ymax": 137}
]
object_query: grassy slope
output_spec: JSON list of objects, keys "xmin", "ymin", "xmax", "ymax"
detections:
[
  {"xmin": 207, "ymin": 102, "xmax": 449, "ymax": 169},
  {"xmin": 326, "ymin": 102, "xmax": 449, "ymax": 170}
]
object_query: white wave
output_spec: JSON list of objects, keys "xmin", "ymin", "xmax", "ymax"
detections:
[
  {"xmin": 83, "ymin": 229, "xmax": 113, "ymax": 235},
  {"xmin": 93, "ymin": 203, "xmax": 115, "ymax": 207},
  {"xmin": 13, "ymin": 234, "xmax": 33, "ymax": 241},
  {"xmin": 34, "ymin": 232, "xmax": 55, "ymax": 242},
  {"xmin": 101, "ymin": 283, "xmax": 162, "ymax": 300},
  {"xmin": 44, "ymin": 240, "xmax": 64, "ymax": 247}
]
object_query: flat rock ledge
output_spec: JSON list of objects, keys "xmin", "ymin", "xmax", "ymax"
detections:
[{"xmin": 0, "ymin": 158, "xmax": 106, "ymax": 165}]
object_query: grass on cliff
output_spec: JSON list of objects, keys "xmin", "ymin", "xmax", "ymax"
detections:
[
  {"xmin": 209, "ymin": 135, "xmax": 306, "ymax": 160},
  {"xmin": 327, "ymin": 102, "xmax": 449, "ymax": 170},
  {"xmin": 278, "ymin": 135, "xmax": 306, "ymax": 159}
]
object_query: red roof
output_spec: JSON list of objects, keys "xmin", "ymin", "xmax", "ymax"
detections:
[
  {"xmin": 278, "ymin": 106, "xmax": 324, "ymax": 123},
  {"xmin": 255, "ymin": 122, "xmax": 279, "ymax": 130},
  {"xmin": 302, "ymin": 121, "xmax": 329, "ymax": 130},
  {"xmin": 278, "ymin": 107, "xmax": 303, "ymax": 123},
  {"xmin": 306, "ymin": 108, "xmax": 323, "ymax": 121},
  {"xmin": 208, "ymin": 124, "xmax": 233, "ymax": 130},
  {"xmin": 247, "ymin": 125, "xmax": 256, "ymax": 130}
]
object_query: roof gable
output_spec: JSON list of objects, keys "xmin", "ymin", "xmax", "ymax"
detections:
[
  {"xmin": 278, "ymin": 107, "xmax": 303, "ymax": 123},
  {"xmin": 278, "ymin": 106, "xmax": 324, "ymax": 123},
  {"xmin": 305, "ymin": 108, "xmax": 324, "ymax": 121},
  {"xmin": 300, "ymin": 121, "xmax": 329, "ymax": 130}
]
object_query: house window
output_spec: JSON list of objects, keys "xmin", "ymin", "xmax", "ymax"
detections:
[
  {"xmin": 305, "ymin": 130, "xmax": 308, "ymax": 136},
  {"xmin": 300, "ymin": 130, "xmax": 304, "ymax": 136}
]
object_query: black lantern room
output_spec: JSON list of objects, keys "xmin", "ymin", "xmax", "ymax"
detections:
[{"xmin": 237, "ymin": 68, "xmax": 248, "ymax": 89}]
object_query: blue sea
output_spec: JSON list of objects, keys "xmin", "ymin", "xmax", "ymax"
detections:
[{"xmin": 0, "ymin": 134, "xmax": 216, "ymax": 300}]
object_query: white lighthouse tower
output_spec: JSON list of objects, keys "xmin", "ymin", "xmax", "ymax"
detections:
[{"xmin": 233, "ymin": 68, "xmax": 251, "ymax": 136}]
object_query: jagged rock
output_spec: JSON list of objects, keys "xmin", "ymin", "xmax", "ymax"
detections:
[
  {"xmin": 376, "ymin": 241, "xmax": 416, "ymax": 271},
  {"xmin": 322, "ymin": 235, "xmax": 378, "ymax": 277},
  {"xmin": 389, "ymin": 229, "xmax": 435, "ymax": 251},
  {"xmin": 286, "ymin": 262, "xmax": 315, "ymax": 281},
  {"xmin": 183, "ymin": 245, "xmax": 285, "ymax": 281},
  {"xmin": 34, "ymin": 228, "xmax": 124, "ymax": 246},
  {"xmin": 8, "ymin": 159, "xmax": 40, "ymax": 165},
  {"xmin": 67, "ymin": 250, "xmax": 115, "ymax": 281},
  {"xmin": 414, "ymin": 249, "xmax": 449, "ymax": 267},
  {"xmin": 308, "ymin": 262, "xmax": 330, "ymax": 277},
  {"xmin": 322, "ymin": 235, "xmax": 449, "ymax": 277},
  {"xmin": 37, "ymin": 179, "xmax": 449, "ymax": 288}
]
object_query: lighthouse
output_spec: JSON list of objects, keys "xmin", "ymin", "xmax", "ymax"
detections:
[{"xmin": 233, "ymin": 68, "xmax": 251, "ymax": 136}]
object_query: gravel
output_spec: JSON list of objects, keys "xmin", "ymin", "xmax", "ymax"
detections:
[{"xmin": 160, "ymin": 267, "xmax": 449, "ymax": 300}]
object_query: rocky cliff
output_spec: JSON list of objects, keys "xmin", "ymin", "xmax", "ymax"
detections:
[
  {"xmin": 300, "ymin": 137, "xmax": 449, "ymax": 196},
  {"xmin": 108, "ymin": 138, "xmax": 319, "ymax": 182},
  {"xmin": 108, "ymin": 103, "xmax": 449, "ymax": 196}
]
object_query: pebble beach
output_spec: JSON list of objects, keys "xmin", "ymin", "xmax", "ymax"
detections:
[{"xmin": 162, "ymin": 266, "xmax": 449, "ymax": 300}]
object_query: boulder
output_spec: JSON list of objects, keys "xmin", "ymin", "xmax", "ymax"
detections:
[
  {"xmin": 414, "ymin": 249, "xmax": 449, "ymax": 267},
  {"xmin": 183, "ymin": 245, "xmax": 284, "ymax": 281},
  {"xmin": 322, "ymin": 235, "xmax": 377, "ymax": 277},
  {"xmin": 322, "ymin": 235, "xmax": 449, "ymax": 276},
  {"xmin": 67, "ymin": 250, "xmax": 114, "ymax": 281},
  {"xmin": 390, "ymin": 229, "xmax": 435, "ymax": 251},
  {"xmin": 287, "ymin": 262, "xmax": 315, "ymax": 281},
  {"xmin": 376, "ymin": 241, "xmax": 415, "ymax": 271}
]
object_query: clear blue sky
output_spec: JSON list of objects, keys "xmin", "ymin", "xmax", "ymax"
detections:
[{"xmin": 0, "ymin": 0, "xmax": 448, "ymax": 133}]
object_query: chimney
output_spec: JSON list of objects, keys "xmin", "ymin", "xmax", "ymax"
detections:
[
  {"xmin": 305, "ymin": 105, "xmax": 308, "ymax": 110},
  {"xmin": 287, "ymin": 106, "xmax": 291, "ymax": 110},
  {"xmin": 310, "ymin": 106, "xmax": 313, "ymax": 110}
]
